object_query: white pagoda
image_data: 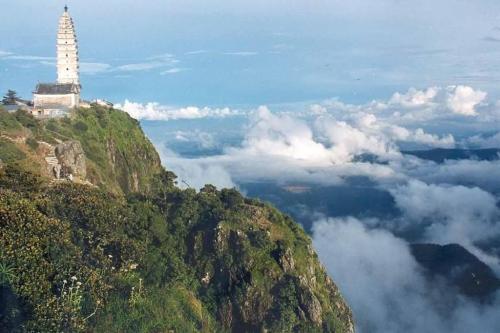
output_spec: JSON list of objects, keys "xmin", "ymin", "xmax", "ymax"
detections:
[{"xmin": 33, "ymin": 6, "xmax": 81, "ymax": 117}]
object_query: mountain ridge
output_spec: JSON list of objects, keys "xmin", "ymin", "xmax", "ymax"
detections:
[
  {"xmin": 410, "ymin": 243, "xmax": 500, "ymax": 300},
  {"xmin": 0, "ymin": 106, "xmax": 354, "ymax": 332}
]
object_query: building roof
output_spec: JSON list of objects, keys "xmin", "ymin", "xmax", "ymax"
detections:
[{"xmin": 34, "ymin": 83, "xmax": 80, "ymax": 95}]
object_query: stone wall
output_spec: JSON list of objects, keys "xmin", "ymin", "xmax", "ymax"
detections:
[
  {"xmin": 33, "ymin": 93, "xmax": 79, "ymax": 109},
  {"xmin": 31, "ymin": 108, "xmax": 70, "ymax": 118}
]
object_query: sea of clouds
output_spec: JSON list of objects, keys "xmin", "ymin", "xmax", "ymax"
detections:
[{"xmin": 120, "ymin": 85, "xmax": 500, "ymax": 332}]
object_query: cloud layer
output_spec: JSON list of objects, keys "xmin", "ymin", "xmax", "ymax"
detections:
[
  {"xmin": 136, "ymin": 84, "xmax": 500, "ymax": 332},
  {"xmin": 115, "ymin": 100, "xmax": 242, "ymax": 121},
  {"xmin": 135, "ymin": 85, "xmax": 499, "ymax": 190},
  {"xmin": 0, "ymin": 50, "xmax": 184, "ymax": 76},
  {"xmin": 313, "ymin": 218, "xmax": 500, "ymax": 333}
]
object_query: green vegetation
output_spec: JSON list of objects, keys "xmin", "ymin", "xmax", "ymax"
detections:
[
  {"xmin": 2, "ymin": 90, "xmax": 18, "ymax": 105},
  {"xmin": 0, "ymin": 106, "xmax": 353, "ymax": 332},
  {"xmin": 0, "ymin": 138, "xmax": 26, "ymax": 164},
  {"xmin": 0, "ymin": 107, "xmax": 162, "ymax": 195},
  {"xmin": 25, "ymin": 137, "xmax": 39, "ymax": 151}
]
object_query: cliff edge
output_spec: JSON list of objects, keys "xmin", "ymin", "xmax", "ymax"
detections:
[{"xmin": 0, "ymin": 106, "xmax": 353, "ymax": 332}]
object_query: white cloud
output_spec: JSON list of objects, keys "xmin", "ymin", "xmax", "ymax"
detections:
[
  {"xmin": 5, "ymin": 55, "xmax": 55, "ymax": 61},
  {"xmin": 466, "ymin": 132, "xmax": 500, "ymax": 148},
  {"xmin": 113, "ymin": 61, "xmax": 167, "ymax": 72},
  {"xmin": 407, "ymin": 159, "xmax": 500, "ymax": 200},
  {"xmin": 314, "ymin": 85, "xmax": 498, "ymax": 126},
  {"xmin": 39, "ymin": 60, "xmax": 56, "ymax": 67},
  {"xmin": 158, "ymin": 148, "xmax": 235, "ymax": 190},
  {"xmin": 146, "ymin": 105, "xmax": 462, "ymax": 187},
  {"xmin": 389, "ymin": 126, "xmax": 455, "ymax": 147},
  {"xmin": 389, "ymin": 87, "xmax": 439, "ymax": 108},
  {"xmin": 446, "ymin": 85, "xmax": 487, "ymax": 116},
  {"xmin": 351, "ymin": 113, "xmax": 455, "ymax": 148},
  {"xmin": 246, "ymin": 107, "xmax": 452, "ymax": 164},
  {"xmin": 309, "ymin": 104, "xmax": 328, "ymax": 115},
  {"xmin": 239, "ymin": 106, "xmax": 336, "ymax": 164},
  {"xmin": 138, "ymin": 93, "xmax": 498, "ymax": 196},
  {"xmin": 135, "ymin": 85, "xmax": 500, "ymax": 333},
  {"xmin": 0, "ymin": 50, "xmax": 13, "ymax": 57},
  {"xmin": 113, "ymin": 53, "xmax": 180, "ymax": 72},
  {"xmin": 0, "ymin": 48, "xmax": 182, "ymax": 75},
  {"xmin": 173, "ymin": 130, "xmax": 216, "ymax": 149},
  {"xmin": 149, "ymin": 53, "xmax": 178, "ymax": 62},
  {"xmin": 315, "ymin": 115, "xmax": 399, "ymax": 162},
  {"xmin": 377, "ymin": 179, "xmax": 500, "ymax": 271},
  {"xmin": 390, "ymin": 180, "xmax": 499, "ymax": 244},
  {"xmin": 80, "ymin": 62, "xmax": 112, "ymax": 74},
  {"xmin": 185, "ymin": 50, "xmax": 209, "ymax": 55},
  {"xmin": 160, "ymin": 67, "xmax": 190, "ymax": 75},
  {"xmin": 223, "ymin": 51, "xmax": 259, "ymax": 56},
  {"xmin": 147, "ymin": 106, "xmax": 406, "ymax": 186},
  {"xmin": 313, "ymin": 217, "xmax": 500, "ymax": 333},
  {"xmin": 313, "ymin": 218, "xmax": 440, "ymax": 333},
  {"xmin": 38, "ymin": 59, "xmax": 112, "ymax": 75},
  {"xmin": 116, "ymin": 100, "xmax": 242, "ymax": 121}
]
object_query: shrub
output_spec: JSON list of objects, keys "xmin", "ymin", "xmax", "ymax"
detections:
[
  {"xmin": 73, "ymin": 121, "xmax": 88, "ymax": 133},
  {"xmin": 26, "ymin": 137, "xmax": 39, "ymax": 151},
  {"xmin": 14, "ymin": 110, "xmax": 37, "ymax": 129},
  {"xmin": 220, "ymin": 188, "xmax": 244, "ymax": 208},
  {"xmin": 45, "ymin": 120, "xmax": 59, "ymax": 132},
  {"xmin": 0, "ymin": 139, "xmax": 26, "ymax": 163},
  {"xmin": 0, "ymin": 111, "xmax": 22, "ymax": 132}
]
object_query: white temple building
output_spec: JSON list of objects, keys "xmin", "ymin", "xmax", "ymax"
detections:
[{"xmin": 33, "ymin": 6, "xmax": 81, "ymax": 117}]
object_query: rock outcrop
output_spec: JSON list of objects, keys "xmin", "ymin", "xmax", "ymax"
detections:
[
  {"xmin": 190, "ymin": 200, "xmax": 355, "ymax": 333},
  {"xmin": 38, "ymin": 142, "xmax": 62, "ymax": 179},
  {"xmin": 55, "ymin": 140, "xmax": 86, "ymax": 180},
  {"xmin": 0, "ymin": 106, "xmax": 163, "ymax": 195}
]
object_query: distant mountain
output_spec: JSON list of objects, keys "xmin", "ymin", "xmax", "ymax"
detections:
[
  {"xmin": 410, "ymin": 243, "xmax": 500, "ymax": 299},
  {"xmin": 404, "ymin": 148, "xmax": 500, "ymax": 163},
  {"xmin": 242, "ymin": 179, "xmax": 397, "ymax": 232}
]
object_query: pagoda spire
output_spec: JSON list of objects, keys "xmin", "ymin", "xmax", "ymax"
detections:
[{"xmin": 57, "ymin": 5, "xmax": 80, "ymax": 86}]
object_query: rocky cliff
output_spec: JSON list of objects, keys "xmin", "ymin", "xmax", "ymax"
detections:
[
  {"xmin": 54, "ymin": 140, "xmax": 87, "ymax": 180},
  {"xmin": 0, "ymin": 107, "xmax": 354, "ymax": 332},
  {"xmin": 0, "ymin": 106, "xmax": 162, "ymax": 195}
]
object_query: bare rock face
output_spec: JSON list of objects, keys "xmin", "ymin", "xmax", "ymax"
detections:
[
  {"xmin": 299, "ymin": 287, "xmax": 323, "ymax": 325},
  {"xmin": 55, "ymin": 141, "xmax": 86, "ymax": 180},
  {"xmin": 277, "ymin": 247, "xmax": 296, "ymax": 273}
]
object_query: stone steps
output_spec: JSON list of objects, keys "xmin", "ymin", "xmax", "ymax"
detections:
[{"xmin": 42, "ymin": 144, "xmax": 62, "ymax": 179}]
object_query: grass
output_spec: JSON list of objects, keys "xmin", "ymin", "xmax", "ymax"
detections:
[
  {"xmin": 1, "ymin": 106, "xmax": 163, "ymax": 195},
  {"xmin": 95, "ymin": 285, "xmax": 220, "ymax": 333},
  {"xmin": 0, "ymin": 138, "xmax": 26, "ymax": 163}
]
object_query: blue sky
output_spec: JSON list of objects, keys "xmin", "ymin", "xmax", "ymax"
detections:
[
  {"xmin": 3, "ymin": 3, "xmax": 500, "ymax": 332},
  {"xmin": 3, "ymin": 0, "xmax": 500, "ymax": 107}
]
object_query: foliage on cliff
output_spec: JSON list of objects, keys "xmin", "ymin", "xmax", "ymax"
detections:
[
  {"xmin": 0, "ymin": 107, "xmax": 162, "ymax": 194},
  {"xmin": 0, "ymin": 107, "xmax": 353, "ymax": 332},
  {"xmin": 0, "ymin": 167, "xmax": 353, "ymax": 332}
]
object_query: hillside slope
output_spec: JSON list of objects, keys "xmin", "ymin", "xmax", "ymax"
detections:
[
  {"xmin": 411, "ymin": 243, "xmax": 500, "ymax": 299},
  {"xmin": 0, "ymin": 107, "xmax": 354, "ymax": 332},
  {"xmin": 0, "ymin": 107, "xmax": 162, "ymax": 195}
]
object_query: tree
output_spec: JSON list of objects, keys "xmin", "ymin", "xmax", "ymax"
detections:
[
  {"xmin": 220, "ymin": 188, "xmax": 244, "ymax": 208},
  {"xmin": 2, "ymin": 90, "xmax": 18, "ymax": 105}
]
